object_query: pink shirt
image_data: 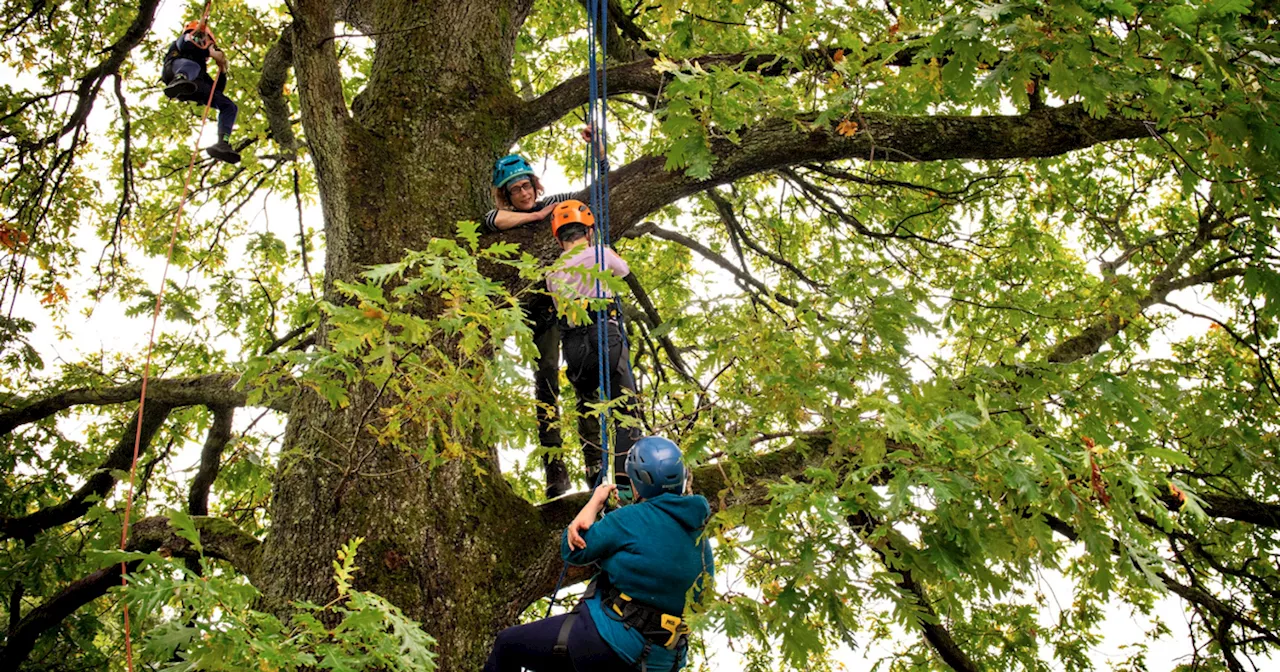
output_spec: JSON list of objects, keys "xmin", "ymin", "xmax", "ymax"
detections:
[{"xmin": 546, "ymin": 245, "xmax": 630, "ymax": 314}]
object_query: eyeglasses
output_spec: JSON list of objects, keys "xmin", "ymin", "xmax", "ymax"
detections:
[{"xmin": 508, "ymin": 181, "xmax": 535, "ymax": 195}]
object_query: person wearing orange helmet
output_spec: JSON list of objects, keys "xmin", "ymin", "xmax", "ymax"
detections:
[
  {"xmin": 546, "ymin": 200, "xmax": 640, "ymax": 496},
  {"xmin": 161, "ymin": 19, "xmax": 240, "ymax": 164}
]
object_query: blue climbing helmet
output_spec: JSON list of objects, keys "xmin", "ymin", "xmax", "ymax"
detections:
[
  {"xmin": 625, "ymin": 436, "xmax": 687, "ymax": 500},
  {"xmin": 492, "ymin": 154, "xmax": 535, "ymax": 189}
]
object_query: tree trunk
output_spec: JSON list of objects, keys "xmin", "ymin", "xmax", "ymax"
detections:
[{"xmin": 256, "ymin": 1, "xmax": 553, "ymax": 668}]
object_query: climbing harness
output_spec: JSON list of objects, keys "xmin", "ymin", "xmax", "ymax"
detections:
[
  {"xmin": 119, "ymin": 4, "xmax": 218, "ymax": 671},
  {"xmin": 553, "ymin": 575, "xmax": 690, "ymax": 672}
]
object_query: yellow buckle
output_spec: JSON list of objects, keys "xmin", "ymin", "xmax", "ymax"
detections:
[
  {"xmin": 660, "ymin": 614, "xmax": 688, "ymax": 649},
  {"xmin": 612, "ymin": 593, "xmax": 631, "ymax": 617}
]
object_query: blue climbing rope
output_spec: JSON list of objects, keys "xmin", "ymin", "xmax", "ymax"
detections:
[
  {"xmin": 546, "ymin": 0, "xmax": 613, "ymax": 618},
  {"xmin": 586, "ymin": 0, "xmax": 613, "ymax": 489}
]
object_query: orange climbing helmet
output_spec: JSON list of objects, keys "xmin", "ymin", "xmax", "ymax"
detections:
[
  {"xmin": 551, "ymin": 200, "xmax": 595, "ymax": 238},
  {"xmin": 183, "ymin": 20, "xmax": 217, "ymax": 47}
]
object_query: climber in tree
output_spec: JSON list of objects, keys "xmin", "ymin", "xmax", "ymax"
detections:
[
  {"xmin": 483, "ymin": 437, "xmax": 714, "ymax": 672},
  {"xmin": 485, "ymin": 154, "xmax": 576, "ymax": 498},
  {"xmin": 161, "ymin": 19, "xmax": 241, "ymax": 164},
  {"xmin": 546, "ymin": 199, "xmax": 641, "ymax": 497}
]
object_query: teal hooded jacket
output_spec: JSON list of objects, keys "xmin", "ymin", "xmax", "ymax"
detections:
[{"xmin": 561, "ymin": 493, "xmax": 715, "ymax": 671}]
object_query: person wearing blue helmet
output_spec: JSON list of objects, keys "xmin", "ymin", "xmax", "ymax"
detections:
[
  {"xmin": 485, "ymin": 153, "xmax": 577, "ymax": 497},
  {"xmin": 482, "ymin": 437, "xmax": 714, "ymax": 672}
]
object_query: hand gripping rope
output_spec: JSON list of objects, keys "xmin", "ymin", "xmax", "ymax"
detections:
[{"xmin": 118, "ymin": 2, "xmax": 217, "ymax": 670}]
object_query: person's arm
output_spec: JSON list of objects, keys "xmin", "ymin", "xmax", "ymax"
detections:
[
  {"xmin": 606, "ymin": 248, "xmax": 630, "ymax": 279},
  {"xmin": 209, "ymin": 44, "xmax": 228, "ymax": 73},
  {"xmin": 485, "ymin": 204, "xmax": 555, "ymax": 232},
  {"xmin": 561, "ymin": 484, "xmax": 627, "ymax": 565},
  {"xmin": 581, "ymin": 126, "xmax": 608, "ymax": 165}
]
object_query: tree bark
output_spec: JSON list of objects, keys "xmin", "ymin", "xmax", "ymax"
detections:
[{"xmin": 260, "ymin": 2, "xmax": 563, "ymax": 669}]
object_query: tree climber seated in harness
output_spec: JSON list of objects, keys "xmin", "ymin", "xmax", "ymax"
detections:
[
  {"xmin": 485, "ymin": 154, "xmax": 576, "ymax": 497},
  {"xmin": 161, "ymin": 19, "xmax": 241, "ymax": 165},
  {"xmin": 483, "ymin": 436, "xmax": 715, "ymax": 672}
]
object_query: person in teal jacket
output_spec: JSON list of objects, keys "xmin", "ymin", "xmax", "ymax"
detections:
[{"xmin": 482, "ymin": 436, "xmax": 714, "ymax": 672}]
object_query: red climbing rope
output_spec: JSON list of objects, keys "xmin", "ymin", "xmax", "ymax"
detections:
[{"xmin": 118, "ymin": 5, "xmax": 218, "ymax": 669}]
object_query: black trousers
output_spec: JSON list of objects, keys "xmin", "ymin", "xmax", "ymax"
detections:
[
  {"xmin": 562, "ymin": 319, "xmax": 639, "ymax": 482},
  {"xmin": 526, "ymin": 294, "xmax": 562, "ymax": 452},
  {"xmin": 482, "ymin": 607, "xmax": 629, "ymax": 672}
]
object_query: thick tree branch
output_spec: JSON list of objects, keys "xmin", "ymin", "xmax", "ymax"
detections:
[
  {"xmin": 188, "ymin": 407, "xmax": 235, "ymax": 517},
  {"xmin": 519, "ymin": 45, "xmax": 924, "ymax": 138},
  {"xmin": 1164, "ymin": 491, "xmax": 1280, "ymax": 531},
  {"xmin": 1046, "ymin": 266, "xmax": 1247, "ymax": 364},
  {"xmin": 581, "ymin": 0, "xmax": 655, "ymax": 63},
  {"xmin": 0, "ymin": 373, "xmax": 293, "ymax": 437},
  {"xmin": 0, "ymin": 405, "xmax": 172, "ymax": 542},
  {"xmin": 258, "ymin": 24, "xmax": 299, "ymax": 158},
  {"xmin": 22, "ymin": 0, "xmax": 162, "ymax": 151},
  {"xmin": 0, "ymin": 515, "xmax": 261, "ymax": 667},
  {"xmin": 290, "ymin": 0, "xmax": 351, "ymax": 224},
  {"xmin": 604, "ymin": 104, "xmax": 1147, "ymax": 237}
]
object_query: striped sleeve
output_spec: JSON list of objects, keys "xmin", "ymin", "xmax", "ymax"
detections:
[
  {"xmin": 538, "ymin": 193, "xmax": 573, "ymax": 207},
  {"xmin": 482, "ymin": 209, "xmax": 500, "ymax": 233}
]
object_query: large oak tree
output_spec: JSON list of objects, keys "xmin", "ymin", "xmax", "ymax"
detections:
[{"xmin": 1, "ymin": 0, "xmax": 1278, "ymax": 670}]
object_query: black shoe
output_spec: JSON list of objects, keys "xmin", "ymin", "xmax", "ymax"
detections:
[
  {"xmin": 206, "ymin": 139, "xmax": 241, "ymax": 164},
  {"xmin": 164, "ymin": 75, "xmax": 197, "ymax": 99},
  {"xmin": 544, "ymin": 458, "xmax": 571, "ymax": 499},
  {"xmin": 584, "ymin": 464, "xmax": 602, "ymax": 490}
]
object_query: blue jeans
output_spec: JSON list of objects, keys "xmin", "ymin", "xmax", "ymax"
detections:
[
  {"xmin": 483, "ymin": 607, "xmax": 629, "ymax": 672},
  {"xmin": 168, "ymin": 58, "xmax": 238, "ymax": 139}
]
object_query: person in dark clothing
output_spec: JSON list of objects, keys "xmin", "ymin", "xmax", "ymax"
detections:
[
  {"xmin": 545, "ymin": 200, "xmax": 641, "ymax": 497},
  {"xmin": 161, "ymin": 20, "xmax": 241, "ymax": 164},
  {"xmin": 486, "ymin": 154, "xmax": 574, "ymax": 497},
  {"xmin": 482, "ymin": 437, "xmax": 714, "ymax": 672}
]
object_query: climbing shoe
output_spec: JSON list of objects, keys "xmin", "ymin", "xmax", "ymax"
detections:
[
  {"xmin": 544, "ymin": 457, "xmax": 571, "ymax": 499},
  {"xmin": 164, "ymin": 74, "xmax": 197, "ymax": 99},
  {"xmin": 206, "ymin": 138, "xmax": 241, "ymax": 164}
]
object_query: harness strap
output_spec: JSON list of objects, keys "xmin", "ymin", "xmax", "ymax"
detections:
[
  {"xmin": 553, "ymin": 575, "xmax": 600, "ymax": 657},
  {"xmin": 552, "ymin": 605, "xmax": 577, "ymax": 657}
]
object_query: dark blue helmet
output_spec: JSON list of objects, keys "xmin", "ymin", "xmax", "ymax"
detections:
[
  {"xmin": 492, "ymin": 154, "xmax": 535, "ymax": 189},
  {"xmin": 625, "ymin": 436, "xmax": 686, "ymax": 500}
]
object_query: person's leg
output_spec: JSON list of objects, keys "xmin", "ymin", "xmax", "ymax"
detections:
[
  {"xmin": 563, "ymin": 329, "xmax": 602, "ymax": 486},
  {"xmin": 163, "ymin": 59, "xmax": 200, "ymax": 97},
  {"xmin": 605, "ymin": 321, "xmax": 640, "ymax": 489},
  {"xmin": 211, "ymin": 92, "xmax": 238, "ymax": 139},
  {"xmin": 532, "ymin": 321, "xmax": 568, "ymax": 497},
  {"xmin": 482, "ymin": 614, "xmax": 576, "ymax": 672},
  {"xmin": 198, "ymin": 80, "xmax": 241, "ymax": 163},
  {"xmin": 567, "ymin": 607, "xmax": 633, "ymax": 672}
]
